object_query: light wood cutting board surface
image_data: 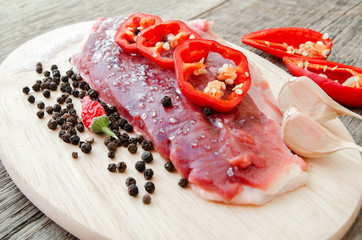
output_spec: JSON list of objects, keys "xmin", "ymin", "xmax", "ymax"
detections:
[{"xmin": 0, "ymin": 21, "xmax": 361, "ymax": 240}]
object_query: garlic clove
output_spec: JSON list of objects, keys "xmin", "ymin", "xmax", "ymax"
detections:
[
  {"xmin": 278, "ymin": 76, "xmax": 362, "ymax": 122},
  {"xmin": 282, "ymin": 108, "xmax": 362, "ymax": 158}
]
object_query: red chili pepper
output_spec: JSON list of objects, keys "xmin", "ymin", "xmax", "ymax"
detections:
[
  {"xmin": 283, "ymin": 56, "xmax": 362, "ymax": 108},
  {"xmin": 81, "ymin": 96, "xmax": 118, "ymax": 138},
  {"xmin": 242, "ymin": 27, "xmax": 333, "ymax": 59},
  {"xmin": 174, "ymin": 39, "xmax": 252, "ymax": 112},
  {"xmin": 136, "ymin": 20, "xmax": 202, "ymax": 69},
  {"xmin": 114, "ymin": 13, "xmax": 162, "ymax": 54}
]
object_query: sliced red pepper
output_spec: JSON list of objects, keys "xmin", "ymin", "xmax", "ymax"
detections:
[
  {"xmin": 283, "ymin": 56, "xmax": 362, "ymax": 108},
  {"xmin": 136, "ymin": 20, "xmax": 202, "ymax": 69},
  {"xmin": 174, "ymin": 39, "xmax": 252, "ymax": 112},
  {"xmin": 242, "ymin": 27, "xmax": 333, "ymax": 59},
  {"xmin": 114, "ymin": 13, "xmax": 162, "ymax": 54}
]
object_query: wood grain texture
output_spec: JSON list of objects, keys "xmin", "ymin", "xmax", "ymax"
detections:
[{"xmin": 0, "ymin": 0, "xmax": 361, "ymax": 239}]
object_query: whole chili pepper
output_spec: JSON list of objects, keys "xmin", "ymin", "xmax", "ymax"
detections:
[
  {"xmin": 242, "ymin": 27, "xmax": 333, "ymax": 59},
  {"xmin": 136, "ymin": 20, "xmax": 202, "ymax": 69},
  {"xmin": 283, "ymin": 56, "xmax": 362, "ymax": 108},
  {"xmin": 174, "ymin": 39, "xmax": 251, "ymax": 112},
  {"xmin": 81, "ymin": 95, "xmax": 118, "ymax": 138},
  {"xmin": 114, "ymin": 13, "xmax": 162, "ymax": 54}
]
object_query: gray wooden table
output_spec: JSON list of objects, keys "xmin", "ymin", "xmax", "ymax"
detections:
[{"xmin": 1, "ymin": 0, "xmax": 361, "ymax": 239}]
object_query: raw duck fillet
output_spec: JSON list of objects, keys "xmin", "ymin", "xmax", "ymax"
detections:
[{"xmin": 72, "ymin": 16, "xmax": 308, "ymax": 205}]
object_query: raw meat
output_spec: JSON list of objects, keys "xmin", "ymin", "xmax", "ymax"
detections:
[{"xmin": 71, "ymin": 16, "xmax": 307, "ymax": 205}]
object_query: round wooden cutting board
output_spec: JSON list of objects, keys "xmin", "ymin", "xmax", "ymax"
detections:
[{"xmin": 0, "ymin": 22, "xmax": 361, "ymax": 240}]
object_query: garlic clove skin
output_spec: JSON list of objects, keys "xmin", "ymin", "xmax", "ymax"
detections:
[
  {"xmin": 282, "ymin": 107, "xmax": 362, "ymax": 158},
  {"xmin": 278, "ymin": 76, "xmax": 362, "ymax": 122}
]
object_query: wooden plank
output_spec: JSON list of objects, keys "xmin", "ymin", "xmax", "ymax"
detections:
[{"xmin": 0, "ymin": 21, "xmax": 361, "ymax": 240}]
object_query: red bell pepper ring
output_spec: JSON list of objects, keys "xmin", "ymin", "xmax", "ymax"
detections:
[
  {"xmin": 136, "ymin": 20, "xmax": 202, "ymax": 69},
  {"xmin": 174, "ymin": 39, "xmax": 252, "ymax": 112},
  {"xmin": 114, "ymin": 13, "xmax": 162, "ymax": 54},
  {"xmin": 283, "ymin": 56, "xmax": 362, "ymax": 108},
  {"xmin": 242, "ymin": 27, "xmax": 333, "ymax": 59}
]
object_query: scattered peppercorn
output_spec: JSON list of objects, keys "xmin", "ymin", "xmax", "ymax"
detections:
[
  {"xmin": 45, "ymin": 106, "xmax": 54, "ymax": 114},
  {"xmin": 120, "ymin": 133, "xmax": 130, "ymax": 143},
  {"xmin": 141, "ymin": 139, "xmax": 153, "ymax": 151},
  {"xmin": 178, "ymin": 178, "xmax": 188, "ymax": 188},
  {"xmin": 135, "ymin": 161, "xmax": 146, "ymax": 172},
  {"xmin": 80, "ymin": 142, "xmax": 92, "ymax": 153},
  {"xmin": 78, "ymin": 91, "xmax": 86, "ymax": 99},
  {"xmin": 37, "ymin": 101, "xmax": 45, "ymax": 109},
  {"xmin": 22, "ymin": 86, "xmax": 30, "ymax": 94},
  {"xmin": 144, "ymin": 168, "xmax": 154, "ymax": 180},
  {"xmin": 43, "ymin": 89, "xmax": 51, "ymax": 98},
  {"xmin": 87, "ymin": 89, "xmax": 99, "ymax": 99},
  {"xmin": 128, "ymin": 184, "xmax": 139, "ymax": 197},
  {"xmin": 27, "ymin": 95, "xmax": 35, "ymax": 103},
  {"xmin": 50, "ymin": 64, "xmax": 58, "ymax": 71},
  {"xmin": 36, "ymin": 62, "xmax": 43, "ymax": 73},
  {"xmin": 36, "ymin": 110, "xmax": 44, "ymax": 119},
  {"xmin": 76, "ymin": 74, "xmax": 82, "ymax": 82},
  {"xmin": 62, "ymin": 133, "xmax": 71, "ymax": 143},
  {"xmin": 108, "ymin": 150, "xmax": 115, "ymax": 159},
  {"xmin": 144, "ymin": 182, "xmax": 155, "ymax": 193},
  {"xmin": 66, "ymin": 69, "xmax": 74, "ymax": 78},
  {"xmin": 49, "ymin": 81, "xmax": 57, "ymax": 91},
  {"xmin": 47, "ymin": 119, "xmax": 58, "ymax": 130},
  {"xmin": 203, "ymin": 107, "xmax": 213, "ymax": 116},
  {"xmin": 118, "ymin": 118, "xmax": 128, "ymax": 129},
  {"xmin": 127, "ymin": 143, "xmax": 137, "ymax": 154},
  {"xmin": 136, "ymin": 135, "xmax": 144, "ymax": 143},
  {"xmin": 61, "ymin": 76, "xmax": 69, "ymax": 82},
  {"xmin": 107, "ymin": 163, "xmax": 117, "ymax": 172},
  {"xmin": 32, "ymin": 83, "xmax": 41, "ymax": 92},
  {"xmin": 52, "ymin": 69, "xmax": 61, "ymax": 78},
  {"xmin": 72, "ymin": 152, "xmax": 78, "ymax": 159},
  {"xmin": 125, "ymin": 177, "xmax": 136, "ymax": 187},
  {"xmin": 142, "ymin": 194, "xmax": 151, "ymax": 204},
  {"xmin": 44, "ymin": 70, "xmax": 50, "ymax": 77},
  {"xmin": 76, "ymin": 123, "xmax": 85, "ymax": 132},
  {"xmin": 70, "ymin": 135, "xmax": 80, "ymax": 145},
  {"xmin": 164, "ymin": 161, "xmax": 175, "ymax": 172},
  {"xmin": 141, "ymin": 151, "xmax": 153, "ymax": 163},
  {"xmin": 161, "ymin": 96, "xmax": 172, "ymax": 107},
  {"xmin": 124, "ymin": 123, "xmax": 133, "ymax": 133},
  {"xmin": 107, "ymin": 141, "xmax": 118, "ymax": 151},
  {"xmin": 53, "ymin": 103, "xmax": 61, "ymax": 112},
  {"xmin": 66, "ymin": 102, "xmax": 74, "ymax": 110},
  {"xmin": 116, "ymin": 162, "xmax": 127, "ymax": 172}
]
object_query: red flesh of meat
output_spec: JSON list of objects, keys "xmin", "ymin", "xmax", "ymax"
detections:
[{"xmin": 72, "ymin": 17, "xmax": 307, "ymax": 203}]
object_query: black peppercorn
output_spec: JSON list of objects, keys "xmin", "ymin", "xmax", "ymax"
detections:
[
  {"xmin": 141, "ymin": 139, "xmax": 153, "ymax": 151},
  {"xmin": 43, "ymin": 90, "xmax": 51, "ymax": 98},
  {"xmin": 117, "ymin": 162, "xmax": 127, "ymax": 172},
  {"xmin": 56, "ymin": 116, "xmax": 64, "ymax": 125},
  {"xmin": 66, "ymin": 69, "xmax": 74, "ymax": 78},
  {"xmin": 80, "ymin": 142, "xmax": 92, "ymax": 153},
  {"xmin": 178, "ymin": 178, "xmax": 188, "ymax": 188},
  {"xmin": 32, "ymin": 83, "xmax": 41, "ymax": 92},
  {"xmin": 44, "ymin": 70, "xmax": 50, "ymax": 77},
  {"xmin": 36, "ymin": 63, "xmax": 43, "ymax": 73},
  {"xmin": 144, "ymin": 181, "xmax": 155, "ymax": 193},
  {"xmin": 87, "ymin": 89, "xmax": 99, "ymax": 99},
  {"xmin": 118, "ymin": 118, "xmax": 128, "ymax": 129},
  {"xmin": 125, "ymin": 177, "xmax": 136, "ymax": 187},
  {"xmin": 37, "ymin": 101, "xmax": 45, "ymax": 109},
  {"xmin": 108, "ymin": 150, "xmax": 115, "ymax": 159},
  {"xmin": 72, "ymin": 89, "xmax": 79, "ymax": 98},
  {"xmin": 107, "ymin": 141, "xmax": 118, "ymax": 151},
  {"xmin": 161, "ymin": 96, "xmax": 172, "ymax": 107},
  {"xmin": 142, "ymin": 194, "xmax": 151, "ymax": 204},
  {"xmin": 45, "ymin": 106, "xmax": 54, "ymax": 114},
  {"xmin": 36, "ymin": 110, "xmax": 44, "ymax": 119},
  {"xmin": 66, "ymin": 103, "xmax": 74, "ymax": 110},
  {"xmin": 50, "ymin": 64, "xmax": 58, "ymax": 71},
  {"xmin": 141, "ymin": 151, "xmax": 153, "ymax": 163},
  {"xmin": 135, "ymin": 160, "xmax": 146, "ymax": 172},
  {"xmin": 164, "ymin": 161, "xmax": 175, "ymax": 172},
  {"xmin": 53, "ymin": 103, "xmax": 61, "ymax": 112},
  {"xmin": 76, "ymin": 74, "xmax": 82, "ymax": 81},
  {"xmin": 22, "ymin": 86, "xmax": 30, "ymax": 94},
  {"xmin": 61, "ymin": 76, "xmax": 69, "ymax": 82},
  {"xmin": 107, "ymin": 163, "xmax": 117, "ymax": 172},
  {"xmin": 127, "ymin": 143, "xmax": 137, "ymax": 154},
  {"xmin": 27, "ymin": 95, "xmax": 35, "ymax": 103},
  {"xmin": 70, "ymin": 74, "xmax": 77, "ymax": 81},
  {"xmin": 144, "ymin": 168, "xmax": 154, "ymax": 180},
  {"xmin": 124, "ymin": 123, "xmax": 133, "ymax": 133},
  {"xmin": 62, "ymin": 133, "xmax": 71, "ymax": 143},
  {"xmin": 72, "ymin": 152, "xmax": 78, "ymax": 159},
  {"xmin": 128, "ymin": 184, "xmax": 138, "ymax": 197},
  {"xmin": 128, "ymin": 137, "xmax": 137, "ymax": 144},
  {"xmin": 72, "ymin": 81, "xmax": 79, "ymax": 88},
  {"xmin": 120, "ymin": 133, "xmax": 130, "ymax": 143},
  {"xmin": 203, "ymin": 107, "xmax": 213, "ymax": 116},
  {"xmin": 58, "ymin": 130, "xmax": 66, "ymax": 138},
  {"xmin": 104, "ymin": 136, "xmax": 115, "ymax": 146},
  {"xmin": 78, "ymin": 91, "xmax": 86, "ymax": 99},
  {"xmin": 76, "ymin": 123, "xmax": 84, "ymax": 132},
  {"xmin": 49, "ymin": 81, "xmax": 57, "ymax": 91},
  {"xmin": 67, "ymin": 127, "xmax": 77, "ymax": 136},
  {"xmin": 70, "ymin": 135, "xmax": 80, "ymax": 145},
  {"xmin": 52, "ymin": 69, "xmax": 61, "ymax": 78},
  {"xmin": 47, "ymin": 119, "xmax": 58, "ymax": 130}
]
